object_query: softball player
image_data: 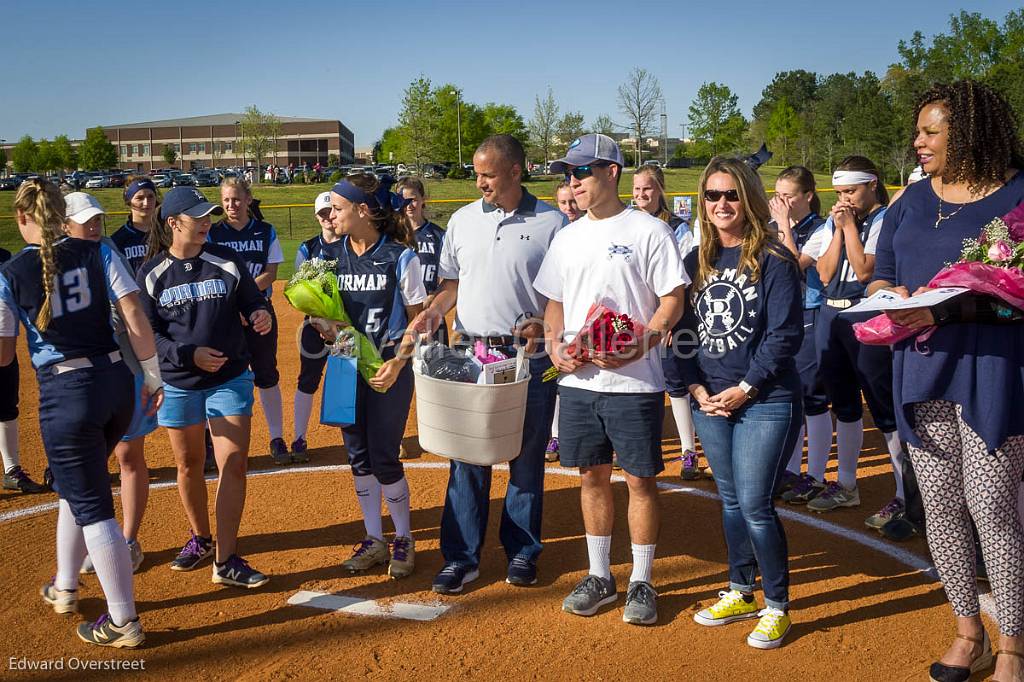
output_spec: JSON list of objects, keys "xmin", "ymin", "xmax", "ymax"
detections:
[
  {"xmin": 316, "ymin": 173, "xmax": 426, "ymax": 580},
  {"xmin": 1, "ymin": 179, "xmax": 162, "ymax": 648},
  {"xmin": 810, "ymin": 156, "xmax": 906, "ymax": 528},
  {"xmin": 209, "ymin": 177, "xmax": 287, "ymax": 464},
  {"xmin": 290, "ymin": 191, "xmax": 343, "ymax": 458},
  {"xmin": 136, "ymin": 186, "xmax": 272, "ymax": 589},
  {"xmin": 0, "ymin": 246, "xmax": 46, "ymax": 494},
  {"xmin": 397, "ymin": 177, "xmax": 446, "ymax": 344}
]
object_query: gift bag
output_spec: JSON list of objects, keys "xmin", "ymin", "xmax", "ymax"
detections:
[{"xmin": 320, "ymin": 354, "xmax": 358, "ymax": 426}]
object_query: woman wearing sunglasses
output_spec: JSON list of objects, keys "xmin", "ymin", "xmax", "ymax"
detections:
[{"xmin": 673, "ymin": 156, "xmax": 803, "ymax": 649}]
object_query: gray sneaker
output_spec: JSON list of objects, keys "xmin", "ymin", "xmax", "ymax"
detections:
[
  {"xmin": 623, "ymin": 581, "xmax": 658, "ymax": 625},
  {"xmin": 807, "ymin": 481, "xmax": 861, "ymax": 512},
  {"xmin": 781, "ymin": 475, "xmax": 825, "ymax": 505},
  {"xmin": 562, "ymin": 574, "xmax": 617, "ymax": 616}
]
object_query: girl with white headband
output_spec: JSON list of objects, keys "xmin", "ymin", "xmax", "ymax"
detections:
[{"xmin": 809, "ymin": 156, "xmax": 907, "ymax": 531}]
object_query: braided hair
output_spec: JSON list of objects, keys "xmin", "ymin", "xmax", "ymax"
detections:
[
  {"xmin": 12, "ymin": 179, "xmax": 66, "ymax": 331},
  {"xmin": 915, "ymin": 80, "xmax": 1024, "ymax": 193}
]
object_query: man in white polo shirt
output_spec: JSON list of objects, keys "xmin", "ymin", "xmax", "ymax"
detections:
[
  {"xmin": 534, "ymin": 134, "xmax": 687, "ymax": 625},
  {"xmin": 411, "ymin": 134, "xmax": 566, "ymax": 594}
]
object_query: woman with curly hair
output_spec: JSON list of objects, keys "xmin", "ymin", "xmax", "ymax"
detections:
[{"xmin": 870, "ymin": 80, "xmax": 1024, "ymax": 682}]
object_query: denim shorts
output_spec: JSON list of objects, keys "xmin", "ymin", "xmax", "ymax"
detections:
[
  {"xmin": 158, "ymin": 370, "xmax": 255, "ymax": 428},
  {"xmin": 557, "ymin": 386, "xmax": 665, "ymax": 477},
  {"xmin": 122, "ymin": 372, "xmax": 159, "ymax": 441}
]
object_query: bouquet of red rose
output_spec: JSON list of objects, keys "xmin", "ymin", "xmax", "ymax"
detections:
[
  {"xmin": 543, "ymin": 302, "xmax": 646, "ymax": 381},
  {"xmin": 854, "ymin": 203, "xmax": 1024, "ymax": 345}
]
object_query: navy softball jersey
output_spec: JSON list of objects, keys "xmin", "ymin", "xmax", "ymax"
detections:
[
  {"xmin": 0, "ymin": 248, "xmax": 10, "ymax": 263},
  {"xmin": 414, "ymin": 221, "xmax": 445, "ymax": 295},
  {"xmin": 0, "ymin": 239, "xmax": 137, "ymax": 368},
  {"xmin": 293, "ymin": 234, "xmax": 343, "ymax": 271},
  {"xmin": 109, "ymin": 219, "xmax": 150, "ymax": 274},
  {"xmin": 334, "ymin": 235, "xmax": 426, "ymax": 349},
  {"xmin": 820, "ymin": 207, "xmax": 886, "ymax": 301},
  {"xmin": 208, "ymin": 218, "xmax": 284, "ymax": 296},
  {"xmin": 135, "ymin": 243, "xmax": 268, "ymax": 390}
]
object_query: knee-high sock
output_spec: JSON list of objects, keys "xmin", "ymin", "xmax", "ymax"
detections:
[
  {"xmin": 550, "ymin": 396, "xmax": 560, "ymax": 439},
  {"xmin": 883, "ymin": 430, "xmax": 906, "ymax": 501},
  {"xmin": 292, "ymin": 390, "xmax": 315, "ymax": 441},
  {"xmin": 82, "ymin": 518, "xmax": 136, "ymax": 626},
  {"xmin": 353, "ymin": 474, "xmax": 383, "ymax": 540},
  {"xmin": 629, "ymin": 543, "xmax": 656, "ymax": 584},
  {"xmin": 836, "ymin": 418, "xmax": 864, "ymax": 489},
  {"xmin": 55, "ymin": 499, "xmax": 87, "ymax": 591},
  {"xmin": 0, "ymin": 419, "xmax": 19, "ymax": 473},
  {"xmin": 806, "ymin": 412, "xmax": 833, "ymax": 482},
  {"xmin": 670, "ymin": 396, "xmax": 696, "ymax": 451},
  {"xmin": 787, "ymin": 424, "xmax": 806, "ymax": 474},
  {"xmin": 258, "ymin": 385, "xmax": 284, "ymax": 440},
  {"xmin": 382, "ymin": 477, "xmax": 411, "ymax": 538},
  {"xmin": 586, "ymin": 534, "xmax": 612, "ymax": 580}
]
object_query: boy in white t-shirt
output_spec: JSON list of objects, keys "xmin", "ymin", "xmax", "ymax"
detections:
[{"xmin": 533, "ymin": 134, "xmax": 688, "ymax": 625}]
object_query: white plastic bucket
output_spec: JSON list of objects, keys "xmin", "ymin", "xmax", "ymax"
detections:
[{"xmin": 413, "ymin": 349, "xmax": 530, "ymax": 466}]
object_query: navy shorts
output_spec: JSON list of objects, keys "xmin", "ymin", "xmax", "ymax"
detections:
[
  {"xmin": 297, "ymin": 320, "xmax": 329, "ymax": 395},
  {"xmin": 557, "ymin": 386, "xmax": 665, "ymax": 477},
  {"xmin": 246, "ymin": 302, "xmax": 279, "ymax": 389},
  {"xmin": 38, "ymin": 358, "xmax": 134, "ymax": 526},
  {"xmin": 0, "ymin": 354, "xmax": 18, "ymax": 421}
]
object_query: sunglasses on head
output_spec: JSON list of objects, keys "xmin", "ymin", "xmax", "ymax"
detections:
[
  {"xmin": 564, "ymin": 163, "xmax": 611, "ymax": 181},
  {"xmin": 703, "ymin": 189, "xmax": 741, "ymax": 203}
]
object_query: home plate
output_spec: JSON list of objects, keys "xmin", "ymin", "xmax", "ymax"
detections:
[{"xmin": 288, "ymin": 590, "xmax": 451, "ymax": 621}]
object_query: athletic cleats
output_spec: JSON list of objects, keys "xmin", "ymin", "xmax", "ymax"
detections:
[
  {"xmin": 387, "ymin": 536, "xmax": 415, "ymax": 579},
  {"xmin": 290, "ymin": 437, "xmax": 310, "ymax": 463},
  {"xmin": 865, "ymin": 498, "xmax": 905, "ymax": 530},
  {"xmin": 212, "ymin": 555, "xmax": 269, "ymax": 588},
  {"xmin": 76, "ymin": 614, "xmax": 145, "ymax": 649},
  {"xmin": 43, "ymin": 467, "xmax": 54, "ymax": 490},
  {"xmin": 694, "ymin": 590, "xmax": 760, "ymax": 626},
  {"xmin": 807, "ymin": 482, "xmax": 861, "ymax": 512},
  {"xmin": 342, "ymin": 536, "xmax": 389, "ymax": 573},
  {"xmin": 2, "ymin": 466, "xmax": 47, "ymax": 494},
  {"xmin": 776, "ymin": 470, "xmax": 802, "ymax": 497},
  {"xmin": 270, "ymin": 438, "xmax": 290, "ymax": 466},
  {"xmin": 544, "ymin": 437, "xmax": 560, "ymax": 462},
  {"xmin": 562, "ymin": 574, "xmax": 617, "ymax": 616},
  {"xmin": 432, "ymin": 563, "xmax": 480, "ymax": 595},
  {"xmin": 680, "ymin": 450, "xmax": 701, "ymax": 481},
  {"xmin": 170, "ymin": 533, "xmax": 214, "ymax": 571},
  {"xmin": 782, "ymin": 474, "xmax": 825, "ymax": 504},
  {"xmin": 747, "ymin": 608, "xmax": 792, "ymax": 649},
  {"xmin": 40, "ymin": 581, "xmax": 78, "ymax": 615}
]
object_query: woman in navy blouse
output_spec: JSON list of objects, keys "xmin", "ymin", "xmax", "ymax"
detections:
[{"xmin": 870, "ymin": 80, "xmax": 1024, "ymax": 682}]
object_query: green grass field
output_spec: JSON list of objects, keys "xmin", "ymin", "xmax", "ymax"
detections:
[{"xmin": 0, "ymin": 166, "xmax": 843, "ymax": 280}]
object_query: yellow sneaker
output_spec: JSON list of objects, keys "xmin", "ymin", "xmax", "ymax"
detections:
[
  {"xmin": 747, "ymin": 607, "xmax": 792, "ymax": 649},
  {"xmin": 693, "ymin": 589, "xmax": 760, "ymax": 626}
]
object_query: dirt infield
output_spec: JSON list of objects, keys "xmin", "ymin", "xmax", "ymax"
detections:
[{"xmin": 0, "ymin": 292, "xmax": 987, "ymax": 681}]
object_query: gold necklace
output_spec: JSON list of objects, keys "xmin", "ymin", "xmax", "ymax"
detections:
[{"xmin": 934, "ymin": 180, "xmax": 966, "ymax": 229}]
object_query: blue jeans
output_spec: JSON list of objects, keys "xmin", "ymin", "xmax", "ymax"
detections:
[
  {"xmin": 692, "ymin": 396, "xmax": 802, "ymax": 611},
  {"xmin": 440, "ymin": 355, "xmax": 557, "ymax": 567}
]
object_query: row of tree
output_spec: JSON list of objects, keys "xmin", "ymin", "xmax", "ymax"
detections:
[{"xmin": 4, "ymin": 128, "xmax": 118, "ymax": 174}]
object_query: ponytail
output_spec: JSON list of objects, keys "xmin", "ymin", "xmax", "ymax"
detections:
[
  {"xmin": 344, "ymin": 173, "xmax": 415, "ymax": 247},
  {"xmin": 145, "ymin": 214, "xmax": 173, "ymax": 262},
  {"xmin": 776, "ymin": 165, "xmax": 822, "ymax": 216},
  {"xmin": 13, "ymin": 179, "xmax": 65, "ymax": 331}
]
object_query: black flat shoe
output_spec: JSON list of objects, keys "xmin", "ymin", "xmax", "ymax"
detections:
[{"xmin": 929, "ymin": 631, "xmax": 992, "ymax": 682}]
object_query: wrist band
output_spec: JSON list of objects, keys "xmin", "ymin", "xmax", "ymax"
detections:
[{"xmin": 139, "ymin": 355, "xmax": 163, "ymax": 393}]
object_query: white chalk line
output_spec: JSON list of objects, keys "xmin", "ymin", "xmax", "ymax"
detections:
[{"xmin": 0, "ymin": 461, "xmax": 997, "ymax": 620}]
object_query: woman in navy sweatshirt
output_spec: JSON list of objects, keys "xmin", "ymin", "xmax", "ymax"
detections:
[
  {"xmin": 870, "ymin": 80, "xmax": 1024, "ymax": 682},
  {"xmin": 673, "ymin": 156, "xmax": 803, "ymax": 650},
  {"xmin": 136, "ymin": 187, "xmax": 272, "ymax": 590}
]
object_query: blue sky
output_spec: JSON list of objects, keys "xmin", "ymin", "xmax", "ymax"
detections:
[{"xmin": 1, "ymin": 0, "xmax": 1018, "ymax": 149}]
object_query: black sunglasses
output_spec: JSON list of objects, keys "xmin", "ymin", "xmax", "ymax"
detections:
[
  {"xmin": 564, "ymin": 163, "xmax": 611, "ymax": 181},
  {"xmin": 703, "ymin": 189, "xmax": 741, "ymax": 203}
]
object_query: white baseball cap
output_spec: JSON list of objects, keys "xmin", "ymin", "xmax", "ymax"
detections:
[
  {"xmin": 64, "ymin": 192, "xmax": 105, "ymax": 224},
  {"xmin": 314, "ymin": 191, "xmax": 332, "ymax": 216}
]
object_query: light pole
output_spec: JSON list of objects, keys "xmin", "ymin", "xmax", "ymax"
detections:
[
  {"xmin": 449, "ymin": 88, "xmax": 463, "ymax": 168},
  {"xmin": 0, "ymin": 139, "xmax": 5, "ymax": 177},
  {"xmin": 660, "ymin": 99, "xmax": 668, "ymax": 166}
]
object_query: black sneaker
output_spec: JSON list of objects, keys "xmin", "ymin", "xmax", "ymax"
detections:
[
  {"xmin": 290, "ymin": 437, "xmax": 310, "ymax": 463},
  {"xmin": 270, "ymin": 438, "xmax": 290, "ymax": 466},
  {"xmin": 880, "ymin": 511, "xmax": 923, "ymax": 542},
  {"xmin": 170, "ymin": 533, "xmax": 214, "ymax": 571},
  {"xmin": 2, "ymin": 466, "xmax": 47, "ymax": 494},
  {"xmin": 212, "ymin": 554, "xmax": 269, "ymax": 588},
  {"xmin": 506, "ymin": 556, "xmax": 537, "ymax": 586},
  {"xmin": 43, "ymin": 467, "xmax": 54, "ymax": 490},
  {"xmin": 432, "ymin": 563, "xmax": 480, "ymax": 595}
]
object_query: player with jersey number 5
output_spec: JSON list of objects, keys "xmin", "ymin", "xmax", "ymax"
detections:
[
  {"xmin": 137, "ymin": 186, "xmax": 272, "ymax": 589},
  {"xmin": 1, "ymin": 179, "xmax": 163, "ymax": 649},
  {"xmin": 209, "ymin": 177, "xmax": 289, "ymax": 464}
]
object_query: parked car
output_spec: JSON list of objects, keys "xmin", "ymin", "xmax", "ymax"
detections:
[
  {"xmin": 0, "ymin": 176, "xmax": 20, "ymax": 190},
  {"xmin": 151, "ymin": 173, "xmax": 173, "ymax": 188},
  {"xmin": 107, "ymin": 172, "xmax": 127, "ymax": 187},
  {"xmin": 85, "ymin": 175, "xmax": 109, "ymax": 189},
  {"xmin": 194, "ymin": 171, "xmax": 221, "ymax": 187},
  {"xmin": 172, "ymin": 173, "xmax": 196, "ymax": 187}
]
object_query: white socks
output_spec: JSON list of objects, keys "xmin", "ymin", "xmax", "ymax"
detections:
[
  {"xmin": 0, "ymin": 419, "xmax": 19, "ymax": 473},
  {"xmin": 787, "ymin": 425, "xmax": 806, "ymax": 474},
  {"xmin": 292, "ymin": 390, "xmax": 315, "ymax": 441},
  {"xmin": 586, "ymin": 534, "xmax": 612, "ymax": 580},
  {"xmin": 82, "ymin": 518, "xmax": 136, "ymax": 626},
  {"xmin": 629, "ymin": 543, "xmax": 656, "ymax": 584},
  {"xmin": 258, "ymin": 385, "xmax": 284, "ymax": 441},
  {"xmin": 55, "ymin": 499, "xmax": 87, "ymax": 591},
  {"xmin": 669, "ymin": 396, "xmax": 696, "ymax": 451},
  {"xmin": 836, "ymin": 419, "xmax": 864, "ymax": 489},
  {"xmin": 806, "ymin": 412, "xmax": 834, "ymax": 482},
  {"xmin": 382, "ymin": 477, "xmax": 412, "ymax": 539},
  {"xmin": 353, "ymin": 474, "xmax": 383, "ymax": 540},
  {"xmin": 551, "ymin": 396, "xmax": 560, "ymax": 439},
  {"xmin": 883, "ymin": 430, "xmax": 906, "ymax": 501}
]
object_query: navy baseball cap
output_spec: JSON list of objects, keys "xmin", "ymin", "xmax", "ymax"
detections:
[
  {"xmin": 159, "ymin": 187, "xmax": 223, "ymax": 221},
  {"xmin": 549, "ymin": 133, "xmax": 625, "ymax": 174}
]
